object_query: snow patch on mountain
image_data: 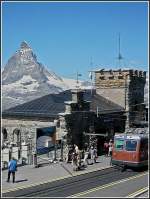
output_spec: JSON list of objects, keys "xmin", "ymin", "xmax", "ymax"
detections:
[
  {"xmin": 62, "ymin": 78, "xmax": 93, "ymax": 90},
  {"xmin": 3, "ymin": 75, "xmax": 39, "ymax": 94}
]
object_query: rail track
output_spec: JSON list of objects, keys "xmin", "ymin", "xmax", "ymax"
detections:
[{"xmin": 3, "ymin": 166, "xmax": 147, "ymax": 197}]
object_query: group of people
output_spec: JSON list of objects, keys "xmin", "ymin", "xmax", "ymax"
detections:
[
  {"xmin": 70, "ymin": 140, "xmax": 114, "ymax": 171},
  {"xmin": 104, "ymin": 139, "xmax": 113, "ymax": 157},
  {"xmin": 71, "ymin": 144, "xmax": 98, "ymax": 171},
  {"xmin": 6, "ymin": 141, "xmax": 114, "ymax": 182}
]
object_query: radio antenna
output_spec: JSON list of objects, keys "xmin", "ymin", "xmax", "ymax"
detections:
[{"xmin": 117, "ymin": 33, "xmax": 124, "ymax": 67}]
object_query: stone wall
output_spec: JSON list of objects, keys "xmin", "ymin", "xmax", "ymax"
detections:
[
  {"xmin": 94, "ymin": 69, "xmax": 146, "ymax": 128},
  {"xmin": 2, "ymin": 118, "xmax": 55, "ymax": 152},
  {"xmin": 95, "ymin": 70, "xmax": 146, "ymax": 104}
]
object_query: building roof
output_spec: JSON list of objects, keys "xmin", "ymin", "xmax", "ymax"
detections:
[
  {"xmin": 2, "ymin": 89, "xmax": 124, "ymax": 120},
  {"xmin": 89, "ymin": 93, "xmax": 124, "ymax": 114}
]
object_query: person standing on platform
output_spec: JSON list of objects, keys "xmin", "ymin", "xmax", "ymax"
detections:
[
  {"xmin": 104, "ymin": 141, "xmax": 109, "ymax": 156},
  {"xmin": 74, "ymin": 144, "xmax": 79, "ymax": 154},
  {"xmin": 72, "ymin": 152, "xmax": 78, "ymax": 171},
  {"xmin": 108, "ymin": 140, "xmax": 113, "ymax": 157},
  {"xmin": 83, "ymin": 147, "xmax": 89, "ymax": 166},
  {"xmin": 7, "ymin": 157, "xmax": 17, "ymax": 183},
  {"xmin": 90, "ymin": 146, "xmax": 95, "ymax": 164}
]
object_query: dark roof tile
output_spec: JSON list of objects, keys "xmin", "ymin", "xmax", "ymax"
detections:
[{"xmin": 2, "ymin": 90, "xmax": 124, "ymax": 119}]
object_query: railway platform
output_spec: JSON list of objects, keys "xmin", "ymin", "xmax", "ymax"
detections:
[{"xmin": 2, "ymin": 155, "xmax": 111, "ymax": 194}]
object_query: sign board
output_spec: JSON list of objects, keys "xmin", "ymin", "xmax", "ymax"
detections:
[{"xmin": 36, "ymin": 126, "xmax": 56, "ymax": 155}]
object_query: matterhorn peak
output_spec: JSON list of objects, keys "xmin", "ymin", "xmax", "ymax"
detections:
[
  {"xmin": 2, "ymin": 41, "xmax": 94, "ymax": 111},
  {"xmin": 19, "ymin": 41, "xmax": 35, "ymax": 59},
  {"xmin": 20, "ymin": 41, "xmax": 31, "ymax": 49}
]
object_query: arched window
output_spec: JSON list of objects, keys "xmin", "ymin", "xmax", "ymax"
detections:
[
  {"xmin": 2, "ymin": 128, "xmax": 8, "ymax": 141},
  {"xmin": 13, "ymin": 129, "xmax": 21, "ymax": 146}
]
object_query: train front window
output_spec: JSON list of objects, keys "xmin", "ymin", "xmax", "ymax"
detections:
[
  {"xmin": 115, "ymin": 139, "xmax": 124, "ymax": 150},
  {"xmin": 125, "ymin": 140, "xmax": 137, "ymax": 151}
]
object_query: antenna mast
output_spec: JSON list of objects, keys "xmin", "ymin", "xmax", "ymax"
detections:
[{"xmin": 117, "ymin": 33, "xmax": 123, "ymax": 67}]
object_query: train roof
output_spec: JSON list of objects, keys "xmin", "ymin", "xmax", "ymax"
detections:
[{"xmin": 114, "ymin": 133, "xmax": 148, "ymax": 140}]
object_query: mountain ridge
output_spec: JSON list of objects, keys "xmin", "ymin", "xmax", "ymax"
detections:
[{"xmin": 2, "ymin": 42, "xmax": 92, "ymax": 111}]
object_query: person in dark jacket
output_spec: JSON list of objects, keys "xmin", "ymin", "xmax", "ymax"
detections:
[{"xmin": 7, "ymin": 157, "xmax": 17, "ymax": 183}]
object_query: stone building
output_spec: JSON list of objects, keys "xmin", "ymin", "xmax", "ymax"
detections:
[
  {"xmin": 2, "ymin": 69, "xmax": 146, "ymax": 165},
  {"xmin": 2, "ymin": 89, "xmax": 125, "ymax": 164},
  {"xmin": 94, "ymin": 69, "xmax": 146, "ymax": 129}
]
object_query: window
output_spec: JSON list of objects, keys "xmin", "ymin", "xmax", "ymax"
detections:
[
  {"xmin": 109, "ymin": 76, "xmax": 114, "ymax": 80},
  {"xmin": 99, "ymin": 76, "xmax": 105, "ymax": 80},
  {"xmin": 13, "ymin": 129, "xmax": 20, "ymax": 145},
  {"xmin": 125, "ymin": 140, "xmax": 137, "ymax": 151},
  {"xmin": 2, "ymin": 128, "xmax": 8, "ymax": 141},
  {"xmin": 118, "ymin": 76, "xmax": 124, "ymax": 79},
  {"xmin": 140, "ymin": 139, "xmax": 148, "ymax": 152},
  {"xmin": 115, "ymin": 139, "xmax": 124, "ymax": 150}
]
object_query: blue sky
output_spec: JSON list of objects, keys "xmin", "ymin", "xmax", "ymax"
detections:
[{"xmin": 2, "ymin": 1, "xmax": 148, "ymax": 80}]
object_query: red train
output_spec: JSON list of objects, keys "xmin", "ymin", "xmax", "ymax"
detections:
[{"xmin": 112, "ymin": 132, "xmax": 148, "ymax": 170}]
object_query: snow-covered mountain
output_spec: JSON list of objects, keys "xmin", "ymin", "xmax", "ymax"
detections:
[{"xmin": 2, "ymin": 42, "xmax": 92, "ymax": 110}]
